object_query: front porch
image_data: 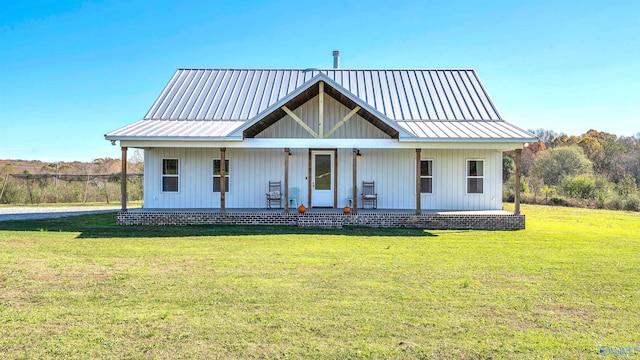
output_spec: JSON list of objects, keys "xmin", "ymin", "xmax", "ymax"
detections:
[{"xmin": 117, "ymin": 208, "xmax": 525, "ymax": 230}]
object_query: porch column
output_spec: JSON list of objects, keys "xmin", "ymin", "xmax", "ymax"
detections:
[
  {"xmin": 284, "ymin": 148, "xmax": 290, "ymax": 214},
  {"xmin": 220, "ymin": 147, "xmax": 226, "ymax": 213},
  {"xmin": 352, "ymin": 148, "xmax": 358, "ymax": 214},
  {"xmin": 416, "ymin": 149, "xmax": 421, "ymax": 215},
  {"xmin": 121, "ymin": 146, "xmax": 127, "ymax": 212},
  {"xmin": 514, "ymin": 148, "xmax": 522, "ymax": 215}
]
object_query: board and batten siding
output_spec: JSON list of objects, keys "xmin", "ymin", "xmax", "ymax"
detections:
[
  {"xmin": 420, "ymin": 149, "xmax": 502, "ymax": 210},
  {"xmin": 342, "ymin": 148, "xmax": 501, "ymax": 210},
  {"xmin": 343, "ymin": 148, "xmax": 415, "ymax": 209},
  {"xmin": 256, "ymin": 94, "xmax": 389, "ymax": 139},
  {"xmin": 144, "ymin": 147, "xmax": 502, "ymax": 210},
  {"xmin": 145, "ymin": 148, "xmax": 286, "ymax": 209}
]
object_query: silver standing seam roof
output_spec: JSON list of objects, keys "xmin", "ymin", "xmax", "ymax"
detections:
[{"xmin": 105, "ymin": 69, "xmax": 536, "ymax": 142}]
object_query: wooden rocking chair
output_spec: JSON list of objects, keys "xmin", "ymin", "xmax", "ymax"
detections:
[
  {"xmin": 266, "ymin": 181, "xmax": 283, "ymax": 209},
  {"xmin": 361, "ymin": 181, "xmax": 378, "ymax": 209}
]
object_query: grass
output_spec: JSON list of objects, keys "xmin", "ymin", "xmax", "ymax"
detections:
[{"xmin": 0, "ymin": 205, "xmax": 639, "ymax": 359}]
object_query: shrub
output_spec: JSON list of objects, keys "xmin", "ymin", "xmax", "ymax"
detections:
[
  {"xmin": 541, "ymin": 185, "xmax": 557, "ymax": 201},
  {"xmin": 562, "ymin": 175, "xmax": 596, "ymax": 199},
  {"xmin": 503, "ymin": 157, "xmax": 515, "ymax": 182},
  {"xmin": 521, "ymin": 193, "xmax": 539, "ymax": 205},
  {"xmin": 623, "ymin": 195, "xmax": 640, "ymax": 211},
  {"xmin": 503, "ymin": 175, "xmax": 530, "ymax": 203},
  {"xmin": 596, "ymin": 192, "xmax": 608, "ymax": 209},
  {"xmin": 616, "ymin": 174, "xmax": 638, "ymax": 196},
  {"xmin": 604, "ymin": 195, "xmax": 625, "ymax": 211},
  {"xmin": 503, "ymin": 185, "xmax": 514, "ymax": 202},
  {"xmin": 531, "ymin": 146, "xmax": 593, "ymax": 187},
  {"xmin": 550, "ymin": 196, "xmax": 568, "ymax": 206},
  {"xmin": 0, "ymin": 181, "xmax": 28, "ymax": 204},
  {"xmin": 527, "ymin": 176, "xmax": 544, "ymax": 199}
]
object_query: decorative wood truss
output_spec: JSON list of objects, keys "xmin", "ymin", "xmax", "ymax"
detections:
[{"xmin": 280, "ymin": 81, "xmax": 362, "ymax": 139}]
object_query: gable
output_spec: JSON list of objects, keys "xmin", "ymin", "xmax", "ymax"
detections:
[
  {"xmin": 236, "ymin": 75, "xmax": 406, "ymax": 139},
  {"xmin": 255, "ymin": 94, "xmax": 390, "ymax": 139}
]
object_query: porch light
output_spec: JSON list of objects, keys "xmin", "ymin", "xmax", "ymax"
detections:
[
  {"xmin": 356, "ymin": 150, "xmax": 362, "ymax": 158},
  {"xmin": 287, "ymin": 150, "xmax": 292, "ymax": 157}
]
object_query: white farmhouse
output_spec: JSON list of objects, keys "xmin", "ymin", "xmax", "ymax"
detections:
[{"xmin": 106, "ymin": 53, "xmax": 536, "ymax": 229}]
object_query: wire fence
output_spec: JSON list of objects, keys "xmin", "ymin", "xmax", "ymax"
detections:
[{"xmin": 0, "ymin": 174, "xmax": 144, "ymax": 205}]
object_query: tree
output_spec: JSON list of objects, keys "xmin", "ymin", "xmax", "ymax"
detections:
[
  {"xmin": 502, "ymin": 140, "xmax": 546, "ymax": 178},
  {"xmin": 502, "ymin": 157, "xmax": 514, "ymax": 182},
  {"xmin": 614, "ymin": 136, "xmax": 640, "ymax": 186},
  {"xmin": 522, "ymin": 140, "xmax": 546, "ymax": 176},
  {"xmin": 601, "ymin": 141, "xmax": 629, "ymax": 182},
  {"xmin": 530, "ymin": 146, "xmax": 593, "ymax": 187},
  {"xmin": 530, "ymin": 128, "xmax": 557, "ymax": 146},
  {"xmin": 129, "ymin": 150, "xmax": 144, "ymax": 174},
  {"xmin": 0, "ymin": 162, "xmax": 15, "ymax": 203},
  {"xmin": 551, "ymin": 134, "xmax": 578, "ymax": 148}
]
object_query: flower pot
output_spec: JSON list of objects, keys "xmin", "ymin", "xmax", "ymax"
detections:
[
  {"xmin": 343, "ymin": 206, "xmax": 351, "ymax": 214},
  {"xmin": 297, "ymin": 204, "xmax": 306, "ymax": 214}
]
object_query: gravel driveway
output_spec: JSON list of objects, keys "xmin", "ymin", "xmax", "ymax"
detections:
[{"xmin": 0, "ymin": 206, "xmax": 124, "ymax": 221}]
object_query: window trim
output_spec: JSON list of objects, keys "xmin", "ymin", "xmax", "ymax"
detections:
[
  {"xmin": 213, "ymin": 158, "xmax": 230, "ymax": 193},
  {"xmin": 420, "ymin": 159, "xmax": 434, "ymax": 194},
  {"xmin": 466, "ymin": 159, "xmax": 484, "ymax": 195},
  {"xmin": 161, "ymin": 158, "xmax": 179, "ymax": 193}
]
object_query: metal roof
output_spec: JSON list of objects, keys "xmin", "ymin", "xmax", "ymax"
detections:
[
  {"xmin": 396, "ymin": 121, "xmax": 534, "ymax": 141},
  {"xmin": 144, "ymin": 69, "xmax": 502, "ymax": 121},
  {"xmin": 106, "ymin": 68, "xmax": 537, "ymax": 142},
  {"xmin": 107, "ymin": 120, "xmax": 244, "ymax": 139}
]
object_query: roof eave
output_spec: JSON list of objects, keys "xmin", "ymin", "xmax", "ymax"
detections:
[
  {"xmin": 399, "ymin": 136, "xmax": 538, "ymax": 143},
  {"xmin": 104, "ymin": 135, "xmax": 243, "ymax": 142}
]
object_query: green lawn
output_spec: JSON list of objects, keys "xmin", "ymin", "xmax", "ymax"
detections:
[{"xmin": 0, "ymin": 205, "xmax": 639, "ymax": 359}]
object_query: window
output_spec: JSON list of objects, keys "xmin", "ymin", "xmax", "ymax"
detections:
[
  {"xmin": 467, "ymin": 160, "xmax": 484, "ymax": 194},
  {"xmin": 162, "ymin": 159, "xmax": 179, "ymax": 192},
  {"xmin": 420, "ymin": 160, "xmax": 433, "ymax": 193},
  {"xmin": 213, "ymin": 159, "xmax": 230, "ymax": 193}
]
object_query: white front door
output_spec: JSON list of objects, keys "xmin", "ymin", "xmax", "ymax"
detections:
[{"xmin": 311, "ymin": 151, "xmax": 334, "ymax": 207}]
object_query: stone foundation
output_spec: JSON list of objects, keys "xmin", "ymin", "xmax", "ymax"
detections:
[{"xmin": 117, "ymin": 211, "xmax": 525, "ymax": 230}]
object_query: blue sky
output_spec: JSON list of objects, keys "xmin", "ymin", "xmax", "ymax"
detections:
[{"xmin": 1, "ymin": 0, "xmax": 638, "ymax": 162}]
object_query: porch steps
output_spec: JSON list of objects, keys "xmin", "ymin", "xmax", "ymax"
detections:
[{"xmin": 297, "ymin": 215, "xmax": 344, "ymax": 228}]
